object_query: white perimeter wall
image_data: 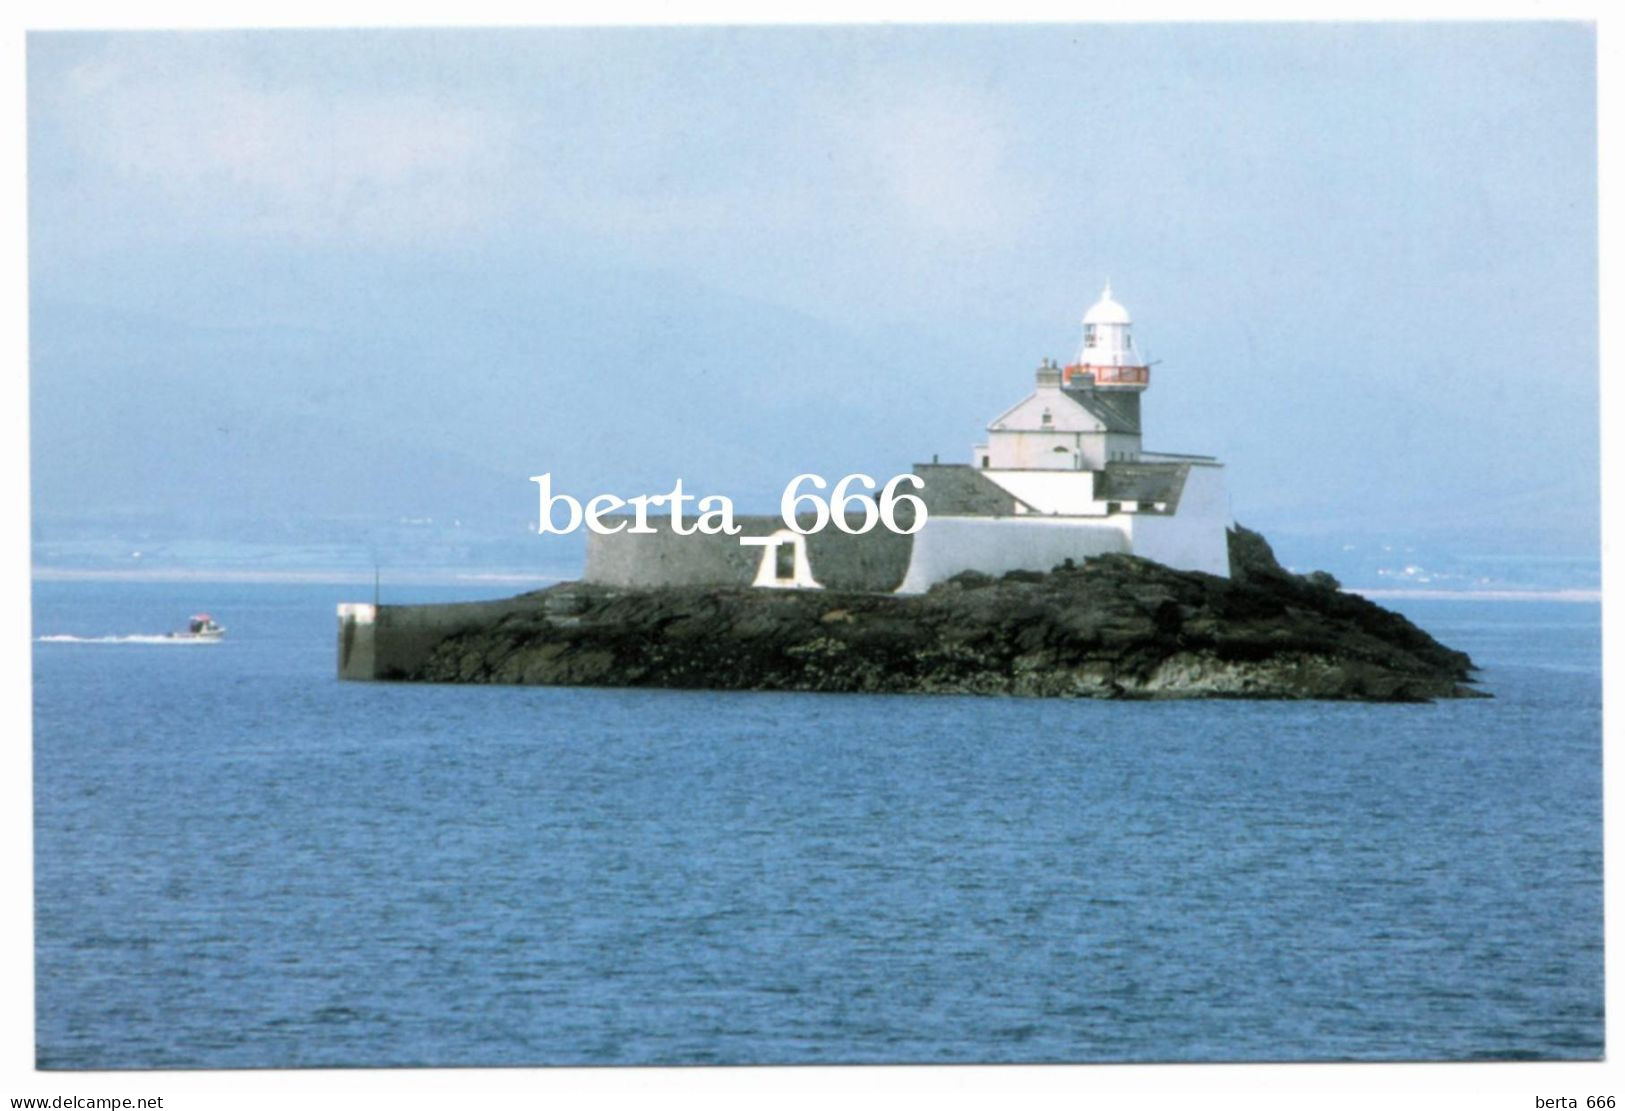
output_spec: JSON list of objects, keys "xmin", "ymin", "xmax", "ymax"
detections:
[
  {"xmin": 895, "ymin": 517, "xmax": 1129, "ymax": 593},
  {"xmin": 894, "ymin": 463, "xmax": 1233, "ymax": 592},
  {"xmin": 1123, "ymin": 464, "xmax": 1232, "ymax": 577}
]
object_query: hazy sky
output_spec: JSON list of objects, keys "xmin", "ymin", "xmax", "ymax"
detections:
[{"xmin": 27, "ymin": 24, "xmax": 1598, "ymax": 564}]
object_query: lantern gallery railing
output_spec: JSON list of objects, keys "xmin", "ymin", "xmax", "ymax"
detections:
[{"xmin": 1063, "ymin": 364, "xmax": 1151, "ymax": 386}]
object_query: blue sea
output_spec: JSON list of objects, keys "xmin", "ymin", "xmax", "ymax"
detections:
[{"xmin": 31, "ymin": 580, "xmax": 1603, "ymax": 1068}]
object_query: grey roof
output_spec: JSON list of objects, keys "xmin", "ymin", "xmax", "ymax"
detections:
[
  {"xmin": 909, "ymin": 463, "xmax": 1038, "ymax": 516},
  {"xmin": 1095, "ymin": 461, "xmax": 1189, "ymax": 509},
  {"xmin": 1058, "ymin": 385, "xmax": 1141, "ymax": 434}
]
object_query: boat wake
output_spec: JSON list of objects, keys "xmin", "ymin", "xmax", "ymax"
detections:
[{"xmin": 35, "ymin": 634, "xmax": 220, "ymax": 645}]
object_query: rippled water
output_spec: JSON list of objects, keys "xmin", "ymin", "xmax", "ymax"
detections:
[{"xmin": 32, "ymin": 581, "xmax": 1602, "ymax": 1067}]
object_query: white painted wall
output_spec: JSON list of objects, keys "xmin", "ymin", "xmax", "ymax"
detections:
[
  {"xmin": 986, "ymin": 428, "xmax": 1091, "ymax": 470},
  {"xmin": 988, "ymin": 385, "xmax": 1103, "ymax": 434},
  {"xmin": 1124, "ymin": 463, "xmax": 1232, "ymax": 576},
  {"xmin": 895, "ymin": 516, "xmax": 1130, "ymax": 593},
  {"xmin": 984, "ymin": 381, "xmax": 1111, "ymax": 470},
  {"xmin": 894, "ymin": 464, "xmax": 1232, "ymax": 591},
  {"xmin": 740, "ymin": 529, "xmax": 822, "ymax": 589},
  {"xmin": 981, "ymin": 470, "xmax": 1105, "ymax": 515}
]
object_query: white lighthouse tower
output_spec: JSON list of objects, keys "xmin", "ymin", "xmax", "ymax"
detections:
[
  {"xmin": 917, "ymin": 281, "xmax": 1231, "ymax": 586},
  {"xmin": 975, "ymin": 283, "xmax": 1151, "ymax": 472},
  {"xmin": 1065, "ymin": 283, "xmax": 1150, "ymax": 389}
]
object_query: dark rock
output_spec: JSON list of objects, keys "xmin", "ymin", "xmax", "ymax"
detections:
[
  {"xmin": 1227, "ymin": 523, "xmax": 1289, "ymax": 579},
  {"xmin": 389, "ymin": 530, "xmax": 1487, "ymax": 702}
]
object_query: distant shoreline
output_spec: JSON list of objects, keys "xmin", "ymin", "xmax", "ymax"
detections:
[
  {"xmin": 30, "ymin": 566, "xmax": 1600, "ymax": 602},
  {"xmin": 31, "ymin": 566, "xmax": 567, "ymax": 588},
  {"xmin": 1348, "ymin": 587, "xmax": 1601, "ymax": 603}
]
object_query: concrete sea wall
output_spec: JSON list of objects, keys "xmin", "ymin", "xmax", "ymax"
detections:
[
  {"xmin": 585, "ymin": 514, "xmax": 914, "ymax": 593},
  {"xmin": 337, "ymin": 597, "xmax": 540, "ymax": 681}
]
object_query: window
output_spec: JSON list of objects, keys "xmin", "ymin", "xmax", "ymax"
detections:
[
  {"xmin": 1083, "ymin": 324, "xmax": 1097, "ymax": 348},
  {"xmin": 775, "ymin": 543, "xmax": 795, "ymax": 581}
]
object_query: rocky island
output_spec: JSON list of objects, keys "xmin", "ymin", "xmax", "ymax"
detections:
[
  {"xmin": 336, "ymin": 289, "xmax": 1486, "ymax": 702},
  {"xmin": 338, "ymin": 527, "xmax": 1483, "ymax": 702}
]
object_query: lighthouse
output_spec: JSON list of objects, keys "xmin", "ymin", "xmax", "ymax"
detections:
[
  {"xmin": 586, "ymin": 280, "xmax": 1234, "ymax": 594},
  {"xmin": 1065, "ymin": 283, "xmax": 1150, "ymax": 389},
  {"xmin": 976, "ymin": 284, "xmax": 1150, "ymax": 472}
]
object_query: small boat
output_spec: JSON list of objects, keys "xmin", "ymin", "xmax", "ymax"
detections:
[{"xmin": 168, "ymin": 613, "xmax": 226, "ymax": 640}]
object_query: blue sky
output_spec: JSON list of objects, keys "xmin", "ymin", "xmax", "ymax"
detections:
[{"xmin": 27, "ymin": 23, "xmax": 1599, "ymax": 573}]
